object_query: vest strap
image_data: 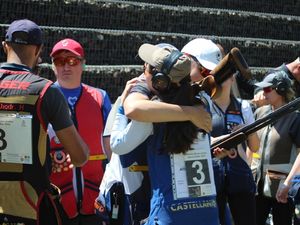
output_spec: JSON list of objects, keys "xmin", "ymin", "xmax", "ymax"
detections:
[
  {"xmin": 89, "ymin": 154, "xmax": 107, "ymax": 161},
  {"xmin": 129, "ymin": 165, "xmax": 148, "ymax": 172},
  {"xmin": 253, "ymin": 152, "xmax": 261, "ymax": 159}
]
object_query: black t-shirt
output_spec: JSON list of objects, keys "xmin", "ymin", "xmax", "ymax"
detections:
[
  {"xmin": 289, "ymin": 111, "xmax": 300, "ymax": 147},
  {"xmin": 130, "ymin": 79, "xmax": 153, "ymax": 99},
  {"xmin": 255, "ymin": 106, "xmax": 300, "ymax": 164},
  {"xmin": 0, "ymin": 63, "xmax": 73, "ymax": 131},
  {"xmin": 41, "ymin": 85, "xmax": 73, "ymax": 131}
]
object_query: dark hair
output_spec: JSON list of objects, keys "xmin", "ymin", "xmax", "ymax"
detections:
[{"xmin": 157, "ymin": 78, "xmax": 199, "ymax": 154}]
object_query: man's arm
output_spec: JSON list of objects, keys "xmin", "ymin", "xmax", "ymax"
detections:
[
  {"xmin": 124, "ymin": 92, "xmax": 212, "ymax": 132},
  {"xmin": 247, "ymin": 132, "xmax": 260, "ymax": 153},
  {"xmin": 103, "ymin": 136, "xmax": 111, "ymax": 160},
  {"xmin": 55, "ymin": 125, "xmax": 89, "ymax": 166}
]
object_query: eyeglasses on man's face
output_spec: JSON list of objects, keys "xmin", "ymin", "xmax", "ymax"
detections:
[{"xmin": 53, "ymin": 56, "xmax": 83, "ymax": 67}]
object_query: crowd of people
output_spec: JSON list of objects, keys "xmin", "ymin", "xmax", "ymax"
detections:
[{"xmin": 1, "ymin": 18, "xmax": 300, "ymax": 225}]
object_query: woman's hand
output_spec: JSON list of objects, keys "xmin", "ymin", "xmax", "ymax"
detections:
[
  {"xmin": 213, "ymin": 147, "xmax": 237, "ymax": 159},
  {"xmin": 276, "ymin": 182, "xmax": 290, "ymax": 203},
  {"xmin": 231, "ymin": 124, "xmax": 244, "ymax": 132},
  {"xmin": 252, "ymin": 90, "xmax": 268, "ymax": 108},
  {"xmin": 121, "ymin": 77, "xmax": 139, "ymax": 105}
]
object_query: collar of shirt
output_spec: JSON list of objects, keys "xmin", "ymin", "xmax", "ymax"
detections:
[
  {"xmin": 54, "ymin": 82, "xmax": 82, "ymax": 109},
  {"xmin": 0, "ymin": 63, "xmax": 32, "ymax": 73}
]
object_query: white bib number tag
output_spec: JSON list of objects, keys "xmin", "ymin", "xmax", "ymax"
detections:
[
  {"xmin": 170, "ymin": 133, "xmax": 216, "ymax": 200},
  {"xmin": 0, "ymin": 113, "xmax": 32, "ymax": 164},
  {"xmin": 112, "ymin": 204, "xmax": 119, "ymax": 219}
]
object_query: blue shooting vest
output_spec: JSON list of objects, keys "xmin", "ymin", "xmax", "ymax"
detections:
[
  {"xmin": 145, "ymin": 123, "xmax": 219, "ymax": 225},
  {"xmin": 119, "ymin": 141, "xmax": 151, "ymax": 225},
  {"xmin": 210, "ymin": 96, "xmax": 256, "ymax": 194}
]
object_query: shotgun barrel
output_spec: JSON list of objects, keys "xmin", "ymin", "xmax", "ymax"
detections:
[{"xmin": 211, "ymin": 97, "xmax": 300, "ymax": 150}]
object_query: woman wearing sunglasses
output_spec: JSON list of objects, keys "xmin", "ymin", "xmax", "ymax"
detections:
[{"xmin": 253, "ymin": 71, "xmax": 300, "ymax": 225}]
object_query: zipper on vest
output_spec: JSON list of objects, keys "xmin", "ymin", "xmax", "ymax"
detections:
[
  {"xmin": 70, "ymin": 99, "xmax": 84, "ymax": 212},
  {"xmin": 75, "ymin": 167, "xmax": 83, "ymax": 211}
]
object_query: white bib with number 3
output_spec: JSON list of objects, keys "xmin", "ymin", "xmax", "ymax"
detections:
[
  {"xmin": 0, "ymin": 113, "xmax": 32, "ymax": 164},
  {"xmin": 170, "ymin": 133, "xmax": 216, "ymax": 200}
]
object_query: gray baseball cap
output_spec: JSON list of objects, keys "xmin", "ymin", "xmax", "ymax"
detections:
[
  {"xmin": 138, "ymin": 43, "xmax": 191, "ymax": 83},
  {"xmin": 255, "ymin": 71, "xmax": 291, "ymax": 88}
]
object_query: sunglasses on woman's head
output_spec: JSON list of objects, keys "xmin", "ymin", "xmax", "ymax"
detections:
[
  {"xmin": 263, "ymin": 86, "xmax": 274, "ymax": 93},
  {"xmin": 53, "ymin": 56, "xmax": 83, "ymax": 67}
]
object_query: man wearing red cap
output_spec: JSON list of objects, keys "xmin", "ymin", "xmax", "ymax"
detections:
[
  {"xmin": 0, "ymin": 20, "xmax": 89, "ymax": 225},
  {"xmin": 49, "ymin": 38, "xmax": 112, "ymax": 225}
]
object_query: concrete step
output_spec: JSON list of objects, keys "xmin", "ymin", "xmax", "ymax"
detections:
[
  {"xmin": 1, "ymin": 0, "xmax": 300, "ymax": 40},
  {"xmin": 125, "ymin": 0, "xmax": 300, "ymax": 16},
  {"xmin": 1, "ymin": 25, "xmax": 299, "ymax": 68},
  {"xmin": 2, "ymin": 24, "xmax": 299, "ymax": 68},
  {"xmin": 36, "ymin": 64, "xmax": 270, "ymax": 102}
]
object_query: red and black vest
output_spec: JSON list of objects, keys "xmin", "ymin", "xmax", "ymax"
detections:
[
  {"xmin": 0, "ymin": 69, "xmax": 62, "ymax": 225},
  {"xmin": 50, "ymin": 84, "xmax": 106, "ymax": 218}
]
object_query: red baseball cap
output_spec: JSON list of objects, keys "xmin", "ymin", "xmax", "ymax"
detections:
[{"xmin": 50, "ymin": 38, "xmax": 84, "ymax": 57}]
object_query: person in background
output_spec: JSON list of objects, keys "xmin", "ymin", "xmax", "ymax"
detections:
[
  {"xmin": 0, "ymin": 19, "xmax": 89, "ymax": 225},
  {"xmin": 252, "ymin": 57, "xmax": 300, "ymax": 108},
  {"xmin": 210, "ymin": 73, "xmax": 259, "ymax": 225},
  {"xmin": 276, "ymin": 147, "xmax": 300, "ymax": 225},
  {"xmin": 253, "ymin": 71, "xmax": 300, "ymax": 225},
  {"xmin": 181, "ymin": 38, "xmax": 241, "ymax": 225},
  {"xmin": 96, "ymin": 77, "xmax": 149, "ymax": 225},
  {"xmin": 49, "ymin": 38, "xmax": 111, "ymax": 225},
  {"xmin": 96, "ymin": 43, "xmax": 184, "ymax": 225},
  {"xmin": 181, "ymin": 38, "xmax": 222, "ymax": 83}
]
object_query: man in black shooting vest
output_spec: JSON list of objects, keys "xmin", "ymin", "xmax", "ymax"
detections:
[{"xmin": 0, "ymin": 19, "xmax": 89, "ymax": 225}]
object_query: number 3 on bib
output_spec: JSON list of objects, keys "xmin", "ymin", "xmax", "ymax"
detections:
[
  {"xmin": 0, "ymin": 129, "xmax": 7, "ymax": 150},
  {"xmin": 192, "ymin": 160, "xmax": 205, "ymax": 184}
]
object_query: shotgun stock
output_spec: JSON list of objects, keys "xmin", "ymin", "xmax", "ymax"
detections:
[{"xmin": 211, "ymin": 47, "xmax": 252, "ymax": 85}]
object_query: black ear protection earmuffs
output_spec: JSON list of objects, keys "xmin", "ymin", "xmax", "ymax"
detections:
[
  {"xmin": 272, "ymin": 72, "xmax": 291, "ymax": 96},
  {"xmin": 151, "ymin": 50, "xmax": 183, "ymax": 92}
]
